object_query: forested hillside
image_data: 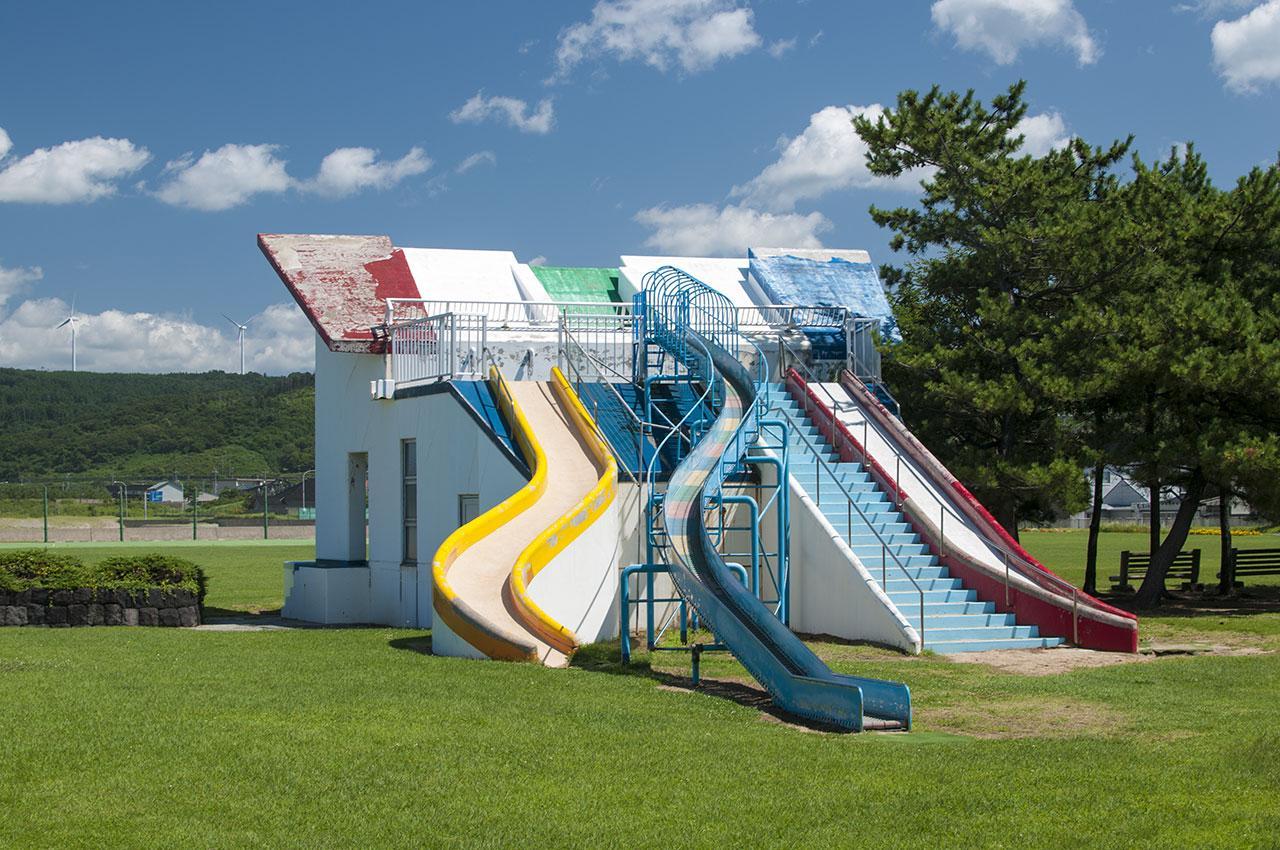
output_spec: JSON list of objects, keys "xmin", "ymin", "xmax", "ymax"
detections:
[{"xmin": 0, "ymin": 369, "xmax": 314, "ymax": 479}]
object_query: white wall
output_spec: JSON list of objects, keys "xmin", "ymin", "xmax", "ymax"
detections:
[
  {"xmin": 526, "ymin": 498, "xmax": 623, "ymax": 644},
  {"xmin": 618, "ymin": 255, "xmax": 756, "ymax": 308},
  {"xmin": 302, "ymin": 336, "xmax": 527, "ymax": 627}
]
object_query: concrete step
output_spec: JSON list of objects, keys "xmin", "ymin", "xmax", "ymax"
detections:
[
  {"xmin": 888, "ymin": 588, "xmax": 977, "ymax": 604},
  {"xmin": 903, "ymin": 612, "xmax": 1017, "ymax": 629},
  {"xmin": 925, "ymin": 636, "xmax": 1065, "ymax": 654},
  {"xmin": 884, "ymin": 577, "xmax": 961, "ymax": 592},
  {"xmin": 919, "ymin": 624, "xmax": 1041, "ymax": 642}
]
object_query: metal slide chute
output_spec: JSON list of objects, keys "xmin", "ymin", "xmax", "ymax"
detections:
[{"xmin": 646, "ymin": 267, "xmax": 911, "ymax": 731}]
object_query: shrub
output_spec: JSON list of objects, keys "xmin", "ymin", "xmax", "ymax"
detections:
[
  {"xmin": 0, "ymin": 550, "xmax": 205, "ymax": 603},
  {"xmin": 95, "ymin": 554, "xmax": 205, "ymax": 602},
  {"xmin": 0, "ymin": 550, "xmax": 88, "ymax": 590}
]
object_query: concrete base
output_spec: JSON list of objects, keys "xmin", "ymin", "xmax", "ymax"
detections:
[{"xmin": 283, "ymin": 561, "xmax": 371, "ymax": 624}]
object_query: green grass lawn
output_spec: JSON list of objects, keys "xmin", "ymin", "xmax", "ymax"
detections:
[{"xmin": 2, "ymin": 540, "xmax": 1279, "ymax": 847}]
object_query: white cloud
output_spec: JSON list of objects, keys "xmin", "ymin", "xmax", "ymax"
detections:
[
  {"xmin": 1175, "ymin": 0, "xmax": 1256, "ymax": 17},
  {"xmin": 456, "ymin": 151, "xmax": 497, "ymax": 173},
  {"xmin": 732, "ymin": 104, "xmax": 924, "ymax": 211},
  {"xmin": 1013, "ymin": 111, "xmax": 1072, "ymax": 155},
  {"xmin": 529, "ymin": 255, "xmax": 549, "ymax": 266},
  {"xmin": 450, "ymin": 93, "xmax": 555, "ymax": 135},
  {"xmin": 1212, "ymin": 0, "xmax": 1280, "ymax": 91},
  {"xmin": 0, "ymin": 298, "xmax": 313, "ymax": 373},
  {"xmin": 0, "ymin": 261, "xmax": 43, "ymax": 310},
  {"xmin": 154, "ymin": 144, "xmax": 292, "ymax": 211},
  {"xmin": 767, "ymin": 37, "xmax": 797, "ymax": 58},
  {"xmin": 0, "ymin": 130, "xmax": 150, "ymax": 204},
  {"xmin": 552, "ymin": 0, "xmax": 762, "ymax": 79},
  {"xmin": 304, "ymin": 146, "xmax": 430, "ymax": 197},
  {"xmin": 931, "ymin": 0, "xmax": 1099, "ymax": 65},
  {"xmin": 634, "ymin": 203, "xmax": 829, "ymax": 255}
]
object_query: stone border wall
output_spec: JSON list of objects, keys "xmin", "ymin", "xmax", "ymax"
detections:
[{"xmin": 0, "ymin": 587, "xmax": 200, "ymax": 628}]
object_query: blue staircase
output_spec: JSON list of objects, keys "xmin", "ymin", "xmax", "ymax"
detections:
[{"xmin": 768, "ymin": 384, "xmax": 1062, "ymax": 653}]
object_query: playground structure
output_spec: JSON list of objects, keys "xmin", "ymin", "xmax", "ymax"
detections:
[{"xmin": 263, "ymin": 234, "xmax": 1139, "ymax": 731}]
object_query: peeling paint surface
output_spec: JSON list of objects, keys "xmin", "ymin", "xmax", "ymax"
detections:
[{"xmin": 259, "ymin": 233, "xmax": 421, "ymax": 353}]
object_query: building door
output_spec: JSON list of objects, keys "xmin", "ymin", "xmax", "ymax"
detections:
[{"xmin": 347, "ymin": 452, "xmax": 368, "ymax": 562}]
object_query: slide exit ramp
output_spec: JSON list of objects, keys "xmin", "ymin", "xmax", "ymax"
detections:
[{"xmin": 642, "ymin": 267, "xmax": 911, "ymax": 731}]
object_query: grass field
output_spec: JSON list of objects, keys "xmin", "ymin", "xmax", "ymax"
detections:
[{"xmin": 2, "ymin": 536, "xmax": 1278, "ymax": 847}]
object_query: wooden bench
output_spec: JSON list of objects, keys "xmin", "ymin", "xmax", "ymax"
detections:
[
  {"xmin": 1110, "ymin": 549, "xmax": 1202, "ymax": 592},
  {"xmin": 1224, "ymin": 548, "xmax": 1280, "ymax": 588}
]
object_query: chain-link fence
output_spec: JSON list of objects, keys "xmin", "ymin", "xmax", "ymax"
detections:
[{"xmin": 0, "ymin": 476, "xmax": 316, "ymax": 543}]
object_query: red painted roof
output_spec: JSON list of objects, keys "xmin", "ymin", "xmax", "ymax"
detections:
[{"xmin": 259, "ymin": 234, "xmax": 421, "ymax": 354}]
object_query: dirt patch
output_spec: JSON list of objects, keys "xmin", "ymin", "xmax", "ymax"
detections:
[
  {"xmin": 946, "ymin": 643, "xmax": 1270, "ymax": 676},
  {"xmin": 947, "ymin": 646, "xmax": 1150, "ymax": 676},
  {"xmin": 919, "ymin": 696, "xmax": 1129, "ymax": 739}
]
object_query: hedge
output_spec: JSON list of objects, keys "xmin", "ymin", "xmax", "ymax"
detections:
[{"xmin": 0, "ymin": 550, "xmax": 205, "ymax": 604}]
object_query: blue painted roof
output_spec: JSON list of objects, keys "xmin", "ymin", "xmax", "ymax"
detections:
[
  {"xmin": 452, "ymin": 381, "xmax": 527, "ymax": 471},
  {"xmin": 748, "ymin": 251, "xmax": 898, "ymax": 340}
]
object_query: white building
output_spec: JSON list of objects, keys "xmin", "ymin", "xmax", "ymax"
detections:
[{"xmin": 261, "ymin": 233, "xmax": 931, "ymax": 656}]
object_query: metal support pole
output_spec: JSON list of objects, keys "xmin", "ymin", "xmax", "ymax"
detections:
[
  {"xmin": 192, "ymin": 495, "xmax": 198, "ymax": 541},
  {"xmin": 42, "ymin": 486, "xmax": 48, "ymax": 545},
  {"xmin": 262, "ymin": 482, "xmax": 269, "ymax": 540},
  {"xmin": 118, "ymin": 487, "xmax": 125, "ymax": 542}
]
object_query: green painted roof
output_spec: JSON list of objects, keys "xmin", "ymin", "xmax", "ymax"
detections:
[{"xmin": 530, "ymin": 266, "xmax": 622, "ymax": 304}]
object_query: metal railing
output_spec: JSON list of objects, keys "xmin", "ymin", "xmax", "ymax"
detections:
[
  {"xmin": 769, "ymin": 402, "xmax": 927, "ymax": 641},
  {"xmin": 389, "ymin": 312, "xmax": 487, "ymax": 384},
  {"xmin": 815, "ymin": 372, "xmax": 1086, "ymax": 644},
  {"xmin": 382, "ymin": 295, "xmax": 887, "ymax": 384}
]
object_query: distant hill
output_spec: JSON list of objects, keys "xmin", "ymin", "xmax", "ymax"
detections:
[{"xmin": 0, "ymin": 369, "xmax": 314, "ymax": 480}]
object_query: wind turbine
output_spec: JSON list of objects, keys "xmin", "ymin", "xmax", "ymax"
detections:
[
  {"xmin": 222, "ymin": 314, "xmax": 250, "ymax": 375},
  {"xmin": 55, "ymin": 297, "xmax": 82, "ymax": 372}
]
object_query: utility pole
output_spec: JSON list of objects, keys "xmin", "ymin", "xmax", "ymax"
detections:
[
  {"xmin": 112, "ymin": 481, "xmax": 125, "ymax": 542},
  {"xmin": 42, "ymin": 485, "xmax": 48, "ymax": 545},
  {"xmin": 262, "ymin": 480, "xmax": 269, "ymax": 540}
]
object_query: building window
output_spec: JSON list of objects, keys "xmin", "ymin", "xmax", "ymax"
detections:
[
  {"xmin": 402, "ymin": 439, "xmax": 417, "ymax": 564},
  {"xmin": 458, "ymin": 493, "xmax": 479, "ymax": 527}
]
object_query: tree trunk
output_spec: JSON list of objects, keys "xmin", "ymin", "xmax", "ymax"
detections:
[
  {"xmin": 1134, "ymin": 468, "xmax": 1207, "ymax": 607},
  {"xmin": 1148, "ymin": 475, "xmax": 1161, "ymax": 557},
  {"xmin": 990, "ymin": 502, "xmax": 1021, "ymax": 542},
  {"xmin": 1084, "ymin": 455, "xmax": 1105, "ymax": 595},
  {"xmin": 1218, "ymin": 490, "xmax": 1235, "ymax": 595}
]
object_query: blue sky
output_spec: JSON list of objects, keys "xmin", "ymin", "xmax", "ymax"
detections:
[{"xmin": 1, "ymin": 0, "xmax": 1277, "ymax": 372}]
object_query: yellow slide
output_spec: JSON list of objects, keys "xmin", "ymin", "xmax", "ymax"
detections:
[{"xmin": 430, "ymin": 367, "xmax": 617, "ymax": 666}]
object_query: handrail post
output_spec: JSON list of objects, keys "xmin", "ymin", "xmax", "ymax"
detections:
[
  {"xmin": 1072, "ymin": 589, "xmax": 1079, "ymax": 645},
  {"xmin": 940, "ymin": 508, "xmax": 945, "ymax": 559}
]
